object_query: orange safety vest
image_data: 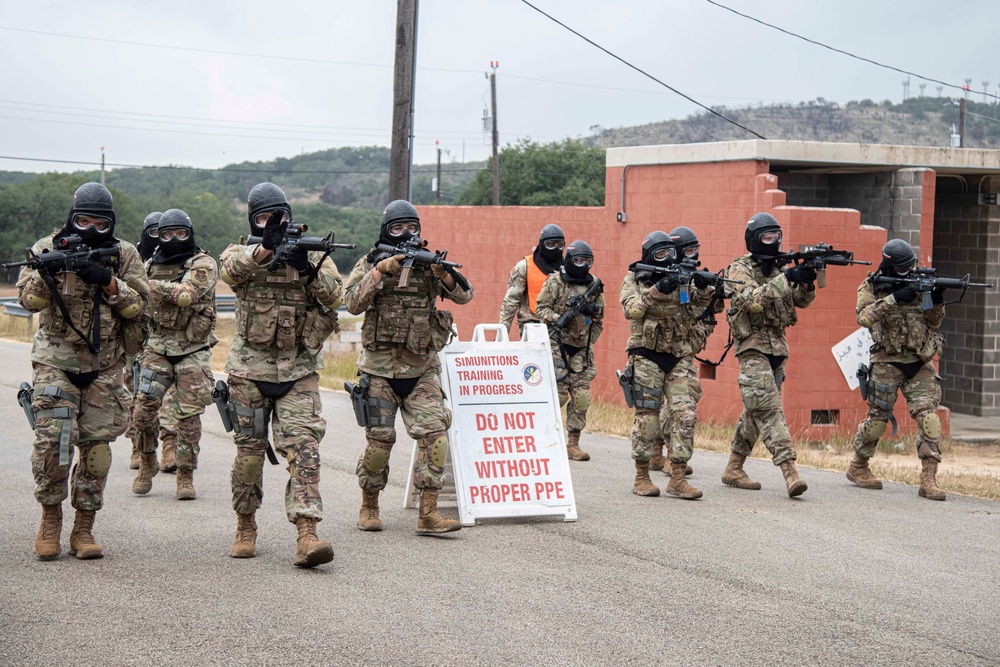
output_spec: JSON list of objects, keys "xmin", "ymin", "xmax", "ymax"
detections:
[{"xmin": 525, "ymin": 254, "xmax": 547, "ymax": 314}]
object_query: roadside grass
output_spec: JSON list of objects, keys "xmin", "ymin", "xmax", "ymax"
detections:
[{"xmin": 0, "ymin": 312, "xmax": 36, "ymax": 343}]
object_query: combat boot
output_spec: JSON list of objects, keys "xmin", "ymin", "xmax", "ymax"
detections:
[
  {"xmin": 918, "ymin": 458, "xmax": 947, "ymax": 501},
  {"xmin": 665, "ymin": 461, "xmax": 703, "ymax": 499},
  {"xmin": 159, "ymin": 438, "xmax": 177, "ymax": 473},
  {"xmin": 129, "ymin": 444, "xmax": 140, "ymax": 470},
  {"xmin": 416, "ymin": 488, "xmax": 462, "ymax": 535},
  {"xmin": 846, "ymin": 454, "xmax": 883, "ymax": 490},
  {"xmin": 176, "ymin": 467, "xmax": 196, "ymax": 500},
  {"xmin": 779, "ymin": 460, "xmax": 808, "ymax": 498},
  {"xmin": 69, "ymin": 510, "xmax": 104, "ymax": 559},
  {"xmin": 229, "ymin": 513, "xmax": 257, "ymax": 558},
  {"xmin": 649, "ymin": 443, "xmax": 665, "ymax": 471},
  {"xmin": 34, "ymin": 504, "xmax": 62, "ymax": 560},
  {"xmin": 566, "ymin": 431, "xmax": 590, "ymax": 462},
  {"xmin": 358, "ymin": 491, "xmax": 383, "ymax": 531},
  {"xmin": 132, "ymin": 452, "xmax": 159, "ymax": 495},
  {"xmin": 293, "ymin": 517, "xmax": 334, "ymax": 568},
  {"xmin": 721, "ymin": 452, "xmax": 761, "ymax": 490},
  {"xmin": 632, "ymin": 461, "xmax": 661, "ymax": 497}
]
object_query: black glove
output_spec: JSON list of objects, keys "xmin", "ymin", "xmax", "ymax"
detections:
[
  {"xmin": 892, "ymin": 286, "xmax": 917, "ymax": 304},
  {"xmin": 286, "ymin": 244, "xmax": 312, "ymax": 272},
  {"xmin": 784, "ymin": 264, "xmax": 817, "ymax": 284},
  {"xmin": 77, "ymin": 261, "xmax": 113, "ymax": 287},
  {"xmin": 931, "ymin": 285, "xmax": 947, "ymax": 305},
  {"xmin": 656, "ymin": 275, "xmax": 677, "ymax": 294},
  {"xmin": 581, "ymin": 301, "xmax": 600, "ymax": 316},
  {"xmin": 261, "ymin": 210, "xmax": 287, "ymax": 251},
  {"xmin": 692, "ymin": 272, "xmax": 712, "ymax": 289},
  {"xmin": 38, "ymin": 250, "xmax": 66, "ymax": 275}
]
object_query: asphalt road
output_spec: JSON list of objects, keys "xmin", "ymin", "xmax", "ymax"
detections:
[{"xmin": 0, "ymin": 339, "xmax": 998, "ymax": 666}]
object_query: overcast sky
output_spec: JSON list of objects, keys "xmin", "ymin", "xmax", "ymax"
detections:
[{"xmin": 1, "ymin": 0, "xmax": 997, "ymax": 174}]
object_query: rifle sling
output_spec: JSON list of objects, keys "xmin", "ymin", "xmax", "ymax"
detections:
[{"xmin": 39, "ymin": 269, "xmax": 100, "ymax": 357}]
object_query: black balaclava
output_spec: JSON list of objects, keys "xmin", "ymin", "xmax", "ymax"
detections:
[
  {"xmin": 533, "ymin": 224, "xmax": 565, "ymax": 275},
  {"xmin": 139, "ymin": 212, "xmax": 162, "ymax": 262},
  {"xmin": 247, "ymin": 182, "xmax": 291, "ymax": 238},
  {"xmin": 63, "ymin": 182, "xmax": 117, "ymax": 248},
  {"xmin": 152, "ymin": 208, "xmax": 197, "ymax": 264},
  {"xmin": 744, "ymin": 212, "xmax": 782, "ymax": 277},
  {"xmin": 562, "ymin": 239, "xmax": 594, "ymax": 285}
]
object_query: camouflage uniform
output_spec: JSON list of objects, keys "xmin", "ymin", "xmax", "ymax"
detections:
[
  {"xmin": 535, "ymin": 272, "xmax": 605, "ymax": 435},
  {"xmin": 345, "ymin": 255, "xmax": 473, "ymax": 493},
  {"xmin": 620, "ymin": 269, "xmax": 717, "ymax": 464},
  {"xmin": 725, "ymin": 255, "xmax": 815, "ymax": 464},
  {"xmin": 853, "ymin": 277, "xmax": 945, "ymax": 461},
  {"xmin": 130, "ymin": 252, "xmax": 218, "ymax": 472},
  {"xmin": 220, "ymin": 244, "xmax": 342, "ymax": 523},
  {"xmin": 499, "ymin": 258, "xmax": 538, "ymax": 333},
  {"xmin": 17, "ymin": 233, "xmax": 148, "ymax": 511}
]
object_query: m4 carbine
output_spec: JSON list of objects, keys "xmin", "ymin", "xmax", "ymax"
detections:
[
  {"xmin": 634, "ymin": 258, "xmax": 742, "ymax": 305},
  {"xmin": 249, "ymin": 224, "xmax": 356, "ymax": 275},
  {"xmin": 872, "ymin": 267, "xmax": 993, "ymax": 311},
  {"xmin": 773, "ymin": 243, "xmax": 871, "ymax": 288},
  {"xmin": 551, "ymin": 278, "xmax": 604, "ymax": 333},
  {"xmin": 2, "ymin": 234, "xmax": 121, "ymax": 282},
  {"xmin": 375, "ymin": 236, "xmax": 462, "ymax": 288}
]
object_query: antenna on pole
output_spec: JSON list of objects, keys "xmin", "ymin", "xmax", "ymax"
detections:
[
  {"xmin": 964, "ymin": 78, "xmax": 972, "ymax": 100},
  {"xmin": 488, "ymin": 60, "xmax": 500, "ymax": 206},
  {"xmin": 936, "ymin": 85, "xmax": 943, "ymax": 97},
  {"xmin": 918, "ymin": 83, "xmax": 926, "ymax": 97},
  {"xmin": 100, "ymin": 146, "xmax": 105, "ymax": 185},
  {"xmin": 901, "ymin": 77, "xmax": 910, "ymax": 101},
  {"xmin": 982, "ymin": 81, "xmax": 990, "ymax": 103}
]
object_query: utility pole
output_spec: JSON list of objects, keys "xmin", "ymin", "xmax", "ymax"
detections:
[
  {"xmin": 959, "ymin": 97, "xmax": 966, "ymax": 147},
  {"xmin": 389, "ymin": 0, "xmax": 418, "ymax": 201},
  {"xmin": 100, "ymin": 145, "xmax": 105, "ymax": 185},
  {"xmin": 435, "ymin": 140, "xmax": 442, "ymax": 204},
  {"xmin": 489, "ymin": 61, "xmax": 500, "ymax": 206}
]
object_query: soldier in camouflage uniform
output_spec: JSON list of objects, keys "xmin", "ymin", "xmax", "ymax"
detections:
[
  {"xmin": 620, "ymin": 232, "xmax": 713, "ymax": 499},
  {"xmin": 723, "ymin": 213, "xmax": 815, "ymax": 498},
  {"xmin": 499, "ymin": 224, "xmax": 564, "ymax": 336},
  {"xmin": 536, "ymin": 240, "xmax": 605, "ymax": 462},
  {"xmin": 346, "ymin": 200, "xmax": 473, "ymax": 535},
  {"xmin": 16, "ymin": 182, "xmax": 148, "ymax": 560},
  {"xmin": 849, "ymin": 239, "xmax": 948, "ymax": 500},
  {"xmin": 220, "ymin": 182, "xmax": 342, "ymax": 567},
  {"xmin": 128, "ymin": 211, "xmax": 163, "ymax": 470},
  {"xmin": 129, "ymin": 209, "xmax": 218, "ymax": 501}
]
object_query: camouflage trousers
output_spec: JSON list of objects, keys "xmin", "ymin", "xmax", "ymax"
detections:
[
  {"xmin": 158, "ymin": 389, "xmax": 179, "ymax": 459},
  {"xmin": 229, "ymin": 373, "xmax": 325, "ymax": 523},
  {"xmin": 30, "ymin": 361, "xmax": 132, "ymax": 511},
  {"xmin": 130, "ymin": 348, "xmax": 213, "ymax": 470},
  {"xmin": 552, "ymin": 343, "xmax": 597, "ymax": 434},
  {"xmin": 629, "ymin": 355, "xmax": 701, "ymax": 463},
  {"xmin": 731, "ymin": 351, "xmax": 796, "ymax": 465},
  {"xmin": 854, "ymin": 361, "xmax": 942, "ymax": 461},
  {"xmin": 358, "ymin": 368, "xmax": 452, "ymax": 492}
]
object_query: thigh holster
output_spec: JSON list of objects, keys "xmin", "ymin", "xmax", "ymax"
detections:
[
  {"xmin": 232, "ymin": 402, "xmax": 272, "ymax": 440},
  {"xmin": 137, "ymin": 368, "xmax": 174, "ymax": 399},
  {"xmin": 33, "ymin": 385, "xmax": 82, "ymax": 467}
]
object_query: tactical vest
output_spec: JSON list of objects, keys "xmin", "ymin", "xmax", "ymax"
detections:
[
  {"xmin": 625, "ymin": 274, "xmax": 691, "ymax": 356},
  {"xmin": 234, "ymin": 264, "xmax": 314, "ymax": 352},
  {"xmin": 525, "ymin": 255, "xmax": 547, "ymax": 314},
  {"xmin": 361, "ymin": 266, "xmax": 453, "ymax": 355},
  {"xmin": 549, "ymin": 276, "xmax": 596, "ymax": 349},
  {"xmin": 870, "ymin": 285, "xmax": 944, "ymax": 361},
  {"xmin": 726, "ymin": 256, "xmax": 798, "ymax": 341},
  {"xmin": 38, "ymin": 272, "xmax": 120, "ymax": 347}
]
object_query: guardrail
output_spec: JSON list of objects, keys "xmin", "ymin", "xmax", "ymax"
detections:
[
  {"xmin": 2, "ymin": 294, "xmax": 340, "ymax": 318},
  {"xmin": 0, "ymin": 297, "xmax": 30, "ymax": 318}
]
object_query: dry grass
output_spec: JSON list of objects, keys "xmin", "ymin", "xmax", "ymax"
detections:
[{"xmin": 0, "ymin": 312, "xmax": 36, "ymax": 343}]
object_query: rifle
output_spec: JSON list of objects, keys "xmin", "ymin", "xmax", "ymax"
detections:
[
  {"xmin": 2, "ymin": 234, "xmax": 120, "ymax": 293},
  {"xmin": 773, "ymin": 243, "xmax": 871, "ymax": 288},
  {"xmin": 871, "ymin": 267, "xmax": 993, "ymax": 311},
  {"xmin": 551, "ymin": 278, "xmax": 604, "ymax": 333},
  {"xmin": 248, "ymin": 225, "xmax": 356, "ymax": 276},
  {"xmin": 634, "ymin": 258, "xmax": 743, "ymax": 305},
  {"xmin": 375, "ymin": 236, "xmax": 462, "ymax": 288}
]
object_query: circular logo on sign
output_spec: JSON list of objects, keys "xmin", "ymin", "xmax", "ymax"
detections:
[{"xmin": 522, "ymin": 363, "xmax": 542, "ymax": 386}]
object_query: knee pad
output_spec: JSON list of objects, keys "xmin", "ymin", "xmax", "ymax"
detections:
[
  {"xmin": 362, "ymin": 444, "xmax": 391, "ymax": 473},
  {"xmin": 919, "ymin": 412, "xmax": 941, "ymax": 440},
  {"xmin": 235, "ymin": 455, "xmax": 264, "ymax": 485},
  {"xmin": 427, "ymin": 434, "xmax": 449, "ymax": 468},
  {"xmin": 637, "ymin": 413, "xmax": 659, "ymax": 441},
  {"xmin": 84, "ymin": 443, "xmax": 112, "ymax": 477},
  {"xmin": 572, "ymin": 390, "xmax": 590, "ymax": 413},
  {"xmin": 861, "ymin": 420, "xmax": 887, "ymax": 441}
]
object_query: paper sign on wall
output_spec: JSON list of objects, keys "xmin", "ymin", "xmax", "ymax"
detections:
[{"xmin": 831, "ymin": 327, "xmax": 874, "ymax": 390}]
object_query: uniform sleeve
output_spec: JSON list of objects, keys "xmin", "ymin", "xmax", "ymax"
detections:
[
  {"xmin": 726, "ymin": 260, "xmax": 793, "ymax": 315},
  {"xmin": 534, "ymin": 274, "xmax": 560, "ymax": 325},
  {"xmin": 148, "ymin": 255, "xmax": 218, "ymax": 306},
  {"xmin": 16, "ymin": 238, "xmax": 54, "ymax": 312},
  {"xmin": 219, "ymin": 244, "xmax": 259, "ymax": 286},
  {"xmin": 307, "ymin": 252, "xmax": 343, "ymax": 309},
  {"xmin": 792, "ymin": 282, "xmax": 816, "ymax": 308},
  {"xmin": 106, "ymin": 244, "xmax": 148, "ymax": 319},
  {"xmin": 924, "ymin": 302, "xmax": 945, "ymax": 329},
  {"xmin": 499, "ymin": 260, "xmax": 527, "ymax": 331},
  {"xmin": 441, "ymin": 270, "xmax": 474, "ymax": 305},
  {"xmin": 588, "ymin": 291, "xmax": 605, "ymax": 345},
  {"xmin": 344, "ymin": 256, "xmax": 379, "ymax": 315},
  {"xmin": 856, "ymin": 280, "xmax": 877, "ymax": 328}
]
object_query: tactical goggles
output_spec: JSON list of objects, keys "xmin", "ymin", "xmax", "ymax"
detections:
[
  {"xmin": 146, "ymin": 227, "xmax": 159, "ymax": 238},
  {"xmin": 758, "ymin": 230, "xmax": 781, "ymax": 244},
  {"xmin": 72, "ymin": 214, "xmax": 112, "ymax": 232},
  {"xmin": 159, "ymin": 228, "xmax": 190, "ymax": 242},
  {"xmin": 570, "ymin": 255, "xmax": 594, "ymax": 268},
  {"xmin": 896, "ymin": 263, "xmax": 916, "ymax": 276},
  {"xmin": 682, "ymin": 245, "xmax": 699, "ymax": 258},
  {"xmin": 652, "ymin": 247, "xmax": 677, "ymax": 262},
  {"xmin": 542, "ymin": 239, "xmax": 565, "ymax": 251},
  {"xmin": 253, "ymin": 209, "xmax": 290, "ymax": 227},
  {"xmin": 387, "ymin": 221, "xmax": 420, "ymax": 236}
]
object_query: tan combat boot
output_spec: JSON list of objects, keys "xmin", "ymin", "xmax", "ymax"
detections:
[
  {"xmin": 293, "ymin": 517, "xmax": 334, "ymax": 568},
  {"xmin": 69, "ymin": 510, "xmax": 104, "ymax": 559},
  {"xmin": 632, "ymin": 461, "xmax": 661, "ymax": 497},
  {"xmin": 846, "ymin": 454, "xmax": 883, "ymax": 490},
  {"xmin": 129, "ymin": 444, "xmax": 140, "ymax": 470},
  {"xmin": 566, "ymin": 431, "xmax": 590, "ymax": 462},
  {"xmin": 918, "ymin": 458, "xmax": 947, "ymax": 501},
  {"xmin": 34, "ymin": 504, "xmax": 62, "ymax": 560},
  {"xmin": 649, "ymin": 442, "xmax": 665, "ymax": 472},
  {"xmin": 176, "ymin": 468, "xmax": 196, "ymax": 500},
  {"xmin": 132, "ymin": 452, "xmax": 159, "ymax": 495},
  {"xmin": 229, "ymin": 513, "xmax": 257, "ymax": 558},
  {"xmin": 666, "ymin": 461, "xmax": 703, "ymax": 499},
  {"xmin": 779, "ymin": 460, "xmax": 808, "ymax": 498},
  {"xmin": 416, "ymin": 489, "xmax": 462, "ymax": 535},
  {"xmin": 159, "ymin": 438, "xmax": 177, "ymax": 473},
  {"xmin": 721, "ymin": 452, "xmax": 761, "ymax": 490},
  {"xmin": 358, "ymin": 491, "xmax": 383, "ymax": 531}
]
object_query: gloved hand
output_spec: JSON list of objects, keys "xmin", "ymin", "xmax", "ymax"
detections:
[
  {"xmin": 376, "ymin": 254, "xmax": 406, "ymax": 277},
  {"xmin": 784, "ymin": 264, "xmax": 817, "ymax": 284},
  {"xmin": 38, "ymin": 250, "xmax": 66, "ymax": 275},
  {"xmin": 656, "ymin": 275, "xmax": 677, "ymax": 294},
  {"xmin": 931, "ymin": 285, "xmax": 947, "ymax": 305},
  {"xmin": 692, "ymin": 272, "xmax": 712, "ymax": 289},
  {"xmin": 430, "ymin": 264, "xmax": 449, "ymax": 280},
  {"xmin": 261, "ymin": 210, "xmax": 287, "ymax": 251},
  {"xmin": 892, "ymin": 286, "xmax": 917, "ymax": 304},
  {"xmin": 581, "ymin": 301, "xmax": 600, "ymax": 316},
  {"xmin": 286, "ymin": 245, "xmax": 312, "ymax": 272},
  {"xmin": 77, "ymin": 261, "xmax": 113, "ymax": 287}
]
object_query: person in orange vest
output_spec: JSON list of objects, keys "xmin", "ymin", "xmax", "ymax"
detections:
[{"xmin": 499, "ymin": 224, "xmax": 564, "ymax": 336}]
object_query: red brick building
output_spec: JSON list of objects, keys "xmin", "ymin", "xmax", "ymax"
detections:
[{"xmin": 419, "ymin": 141, "xmax": 1000, "ymax": 437}]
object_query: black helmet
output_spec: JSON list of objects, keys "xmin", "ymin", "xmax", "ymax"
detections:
[
  {"xmin": 641, "ymin": 231, "xmax": 677, "ymax": 267},
  {"xmin": 745, "ymin": 212, "xmax": 782, "ymax": 256},
  {"xmin": 66, "ymin": 182, "xmax": 116, "ymax": 246},
  {"xmin": 247, "ymin": 182, "xmax": 291, "ymax": 234},
  {"xmin": 880, "ymin": 239, "xmax": 917, "ymax": 276},
  {"xmin": 139, "ymin": 211, "xmax": 163, "ymax": 262},
  {"xmin": 669, "ymin": 226, "xmax": 700, "ymax": 261},
  {"xmin": 156, "ymin": 208, "xmax": 196, "ymax": 260},
  {"xmin": 380, "ymin": 199, "xmax": 421, "ymax": 243},
  {"xmin": 537, "ymin": 224, "xmax": 565, "ymax": 264},
  {"xmin": 563, "ymin": 239, "xmax": 594, "ymax": 283}
]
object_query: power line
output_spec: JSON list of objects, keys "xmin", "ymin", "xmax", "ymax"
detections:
[
  {"xmin": 705, "ymin": 0, "xmax": 999, "ymax": 102},
  {"xmin": 517, "ymin": 0, "xmax": 766, "ymax": 139}
]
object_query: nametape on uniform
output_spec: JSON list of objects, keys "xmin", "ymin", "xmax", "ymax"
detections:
[
  {"xmin": 831, "ymin": 327, "xmax": 874, "ymax": 390},
  {"xmin": 440, "ymin": 322, "xmax": 577, "ymax": 526}
]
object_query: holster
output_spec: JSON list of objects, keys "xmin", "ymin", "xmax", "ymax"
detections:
[
  {"xmin": 345, "ymin": 378, "xmax": 369, "ymax": 428},
  {"xmin": 858, "ymin": 363, "xmax": 899, "ymax": 436},
  {"xmin": 616, "ymin": 369, "xmax": 634, "ymax": 409},
  {"xmin": 857, "ymin": 363, "xmax": 870, "ymax": 401},
  {"xmin": 131, "ymin": 359, "xmax": 142, "ymax": 396},
  {"xmin": 212, "ymin": 380, "xmax": 236, "ymax": 433},
  {"xmin": 17, "ymin": 382, "xmax": 35, "ymax": 429}
]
